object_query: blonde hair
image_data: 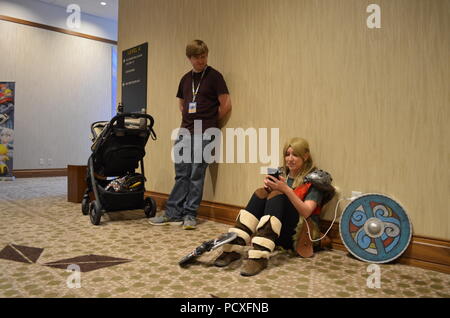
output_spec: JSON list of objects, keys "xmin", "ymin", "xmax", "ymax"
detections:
[
  {"xmin": 281, "ymin": 137, "xmax": 316, "ymax": 188},
  {"xmin": 186, "ymin": 39, "xmax": 209, "ymax": 58}
]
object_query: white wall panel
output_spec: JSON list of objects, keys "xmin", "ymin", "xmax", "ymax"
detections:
[{"xmin": 0, "ymin": 20, "xmax": 113, "ymax": 168}]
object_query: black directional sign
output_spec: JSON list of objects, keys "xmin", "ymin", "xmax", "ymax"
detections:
[{"xmin": 121, "ymin": 42, "xmax": 148, "ymax": 113}]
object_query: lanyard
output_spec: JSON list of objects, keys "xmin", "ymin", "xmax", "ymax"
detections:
[{"xmin": 191, "ymin": 66, "xmax": 207, "ymax": 102}]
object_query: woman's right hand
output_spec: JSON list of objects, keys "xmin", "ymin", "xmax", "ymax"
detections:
[
  {"xmin": 263, "ymin": 175, "xmax": 273, "ymax": 192},
  {"xmin": 264, "ymin": 175, "xmax": 289, "ymax": 194},
  {"xmin": 263, "ymin": 175, "xmax": 270, "ymax": 192}
]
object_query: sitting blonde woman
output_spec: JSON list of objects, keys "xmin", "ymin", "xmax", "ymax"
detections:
[{"xmin": 215, "ymin": 137, "xmax": 335, "ymax": 276}]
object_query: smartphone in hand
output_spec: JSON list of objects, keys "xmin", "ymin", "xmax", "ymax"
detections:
[{"xmin": 267, "ymin": 167, "xmax": 280, "ymax": 180}]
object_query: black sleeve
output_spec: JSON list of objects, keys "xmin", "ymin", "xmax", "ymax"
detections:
[
  {"xmin": 214, "ymin": 72, "xmax": 229, "ymax": 95},
  {"xmin": 176, "ymin": 77, "xmax": 185, "ymax": 99}
]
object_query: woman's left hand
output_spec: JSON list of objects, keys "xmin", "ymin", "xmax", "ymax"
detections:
[{"xmin": 264, "ymin": 175, "xmax": 289, "ymax": 193}]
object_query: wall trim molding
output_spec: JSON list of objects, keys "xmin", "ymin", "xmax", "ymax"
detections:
[
  {"xmin": 0, "ymin": 15, "xmax": 117, "ymax": 45},
  {"xmin": 146, "ymin": 191, "xmax": 450, "ymax": 274},
  {"xmin": 13, "ymin": 168, "xmax": 67, "ymax": 178}
]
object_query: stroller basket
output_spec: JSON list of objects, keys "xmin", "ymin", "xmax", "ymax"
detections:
[{"xmin": 96, "ymin": 182, "xmax": 144, "ymax": 212}]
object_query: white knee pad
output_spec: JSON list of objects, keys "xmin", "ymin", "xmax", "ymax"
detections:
[
  {"xmin": 256, "ymin": 215, "xmax": 282, "ymax": 236},
  {"xmin": 227, "ymin": 210, "xmax": 258, "ymax": 245},
  {"xmin": 237, "ymin": 209, "xmax": 259, "ymax": 233}
]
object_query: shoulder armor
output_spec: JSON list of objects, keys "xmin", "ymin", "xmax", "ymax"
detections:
[
  {"xmin": 304, "ymin": 169, "xmax": 333, "ymax": 186},
  {"xmin": 304, "ymin": 169, "xmax": 335, "ymax": 206}
]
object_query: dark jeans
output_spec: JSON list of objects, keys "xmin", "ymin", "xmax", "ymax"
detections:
[{"xmin": 165, "ymin": 135, "xmax": 210, "ymax": 219}]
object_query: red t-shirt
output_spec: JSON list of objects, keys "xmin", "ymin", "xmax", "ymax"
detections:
[{"xmin": 294, "ymin": 182, "xmax": 322, "ymax": 216}]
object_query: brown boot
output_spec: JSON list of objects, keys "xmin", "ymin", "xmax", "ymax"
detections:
[
  {"xmin": 214, "ymin": 235, "xmax": 246, "ymax": 267},
  {"xmin": 296, "ymin": 218, "xmax": 314, "ymax": 258},
  {"xmin": 240, "ymin": 258, "xmax": 268, "ymax": 276},
  {"xmin": 214, "ymin": 251, "xmax": 241, "ymax": 267}
]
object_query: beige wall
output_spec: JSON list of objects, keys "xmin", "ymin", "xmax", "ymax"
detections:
[
  {"xmin": 0, "ymin": 20, "xmax": 114, "ymax": 169},
  {"xmin": 118, "ymin": 0, "xmax": 450, "ymax": 240}
]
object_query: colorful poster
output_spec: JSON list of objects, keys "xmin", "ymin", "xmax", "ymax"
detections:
[{"xmin": 0, "ymin": 82, "xmax": 15, "ymax": 181}]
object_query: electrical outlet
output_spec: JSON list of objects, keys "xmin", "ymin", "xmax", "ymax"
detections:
[
  {"xmin": 333, "ymin": 186, "xmax": 342, "ymax": 198},
  {"xmin": 39, "ymin": 158, "xmax": 44, "ymax": 165},
  {"xmin": 48, "ymin": 158, "xmax": 52, "ymax": 166},
  {"xmin": 351, "ymin": 191, "xmax": 362, "ymax": 200}
]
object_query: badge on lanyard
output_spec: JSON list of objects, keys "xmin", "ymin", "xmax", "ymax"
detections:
[
  {"xmin": 190, "ymin": 66, "xmax": 207, "ymax": 114},
  {"xmin": 188, "ymin": 102, "xmax": 197, "ymax": 113}
]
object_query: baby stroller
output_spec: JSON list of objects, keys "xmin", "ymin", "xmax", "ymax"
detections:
[{"xmin": 81, "ymin": 106, "xmax": 157, "ymax": 225}]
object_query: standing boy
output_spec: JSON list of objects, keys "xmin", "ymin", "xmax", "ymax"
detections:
[{"xmin": 149, "ymin": 40, "xmax": 231, "ymax": 229}]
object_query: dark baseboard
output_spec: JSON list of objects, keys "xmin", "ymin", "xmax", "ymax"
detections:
[
  {"xmin": 13, "ymin": 168, "xmax": 67, "ymax": 178},
  {"xmin": 146, "ymin": 191, "xmax": 450, "ymax": 274}
]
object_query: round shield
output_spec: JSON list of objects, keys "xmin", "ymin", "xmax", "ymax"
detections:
[{"xmin": 339, "ymin": 193, "xmax": 412, "ymax": 263}]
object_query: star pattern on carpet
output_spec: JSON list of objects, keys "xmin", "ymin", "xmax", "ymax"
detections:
[
  {"xmin": 43, "ymin": 254, "xmax": 132, "ymax": 272},
  {"xmin": 0, "ymin": 244, "xmax": 131, "ymax": 272},
  {"xmin": 0, "ymin": 244, "xmax": 44, "ymax": 264}
]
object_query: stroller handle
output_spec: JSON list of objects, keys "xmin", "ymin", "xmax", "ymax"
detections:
[
  {"xmin": 91, "ymin": 112, "xmax": 157, "ymax": 142},
  {"xmin": 111, "ymin": 112, "xmax": 155, "ymax": 128},
  {"xmin": 113, "ymin": 112, "xmax": 156, "ymax": 140}
]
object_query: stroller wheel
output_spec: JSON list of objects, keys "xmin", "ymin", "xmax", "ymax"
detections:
[
  {"xmin": 89, "ymin": 202, "xmax": 102, "ymax": 225},
  {"xmin": 81, "ymin": 196, "xmax": 90, "ymax": 215},
  {"xmin": 144, "ymin": 197, "xmax": 157, "ymax": 218}
]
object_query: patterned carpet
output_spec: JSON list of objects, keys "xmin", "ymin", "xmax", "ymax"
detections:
[{"xmin": 0, "ymin": 177, "xmax": 449, "ymax": 298}]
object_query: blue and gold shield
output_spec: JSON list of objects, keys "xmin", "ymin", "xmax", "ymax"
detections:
[{"xmin": 339, "ymin": 193, "xmax": 412, "ymax": 263}]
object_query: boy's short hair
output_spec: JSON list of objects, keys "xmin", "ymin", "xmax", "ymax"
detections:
[{"xmin": 186, "ymin": 40, "xmax": 209, "ymax": 58}]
